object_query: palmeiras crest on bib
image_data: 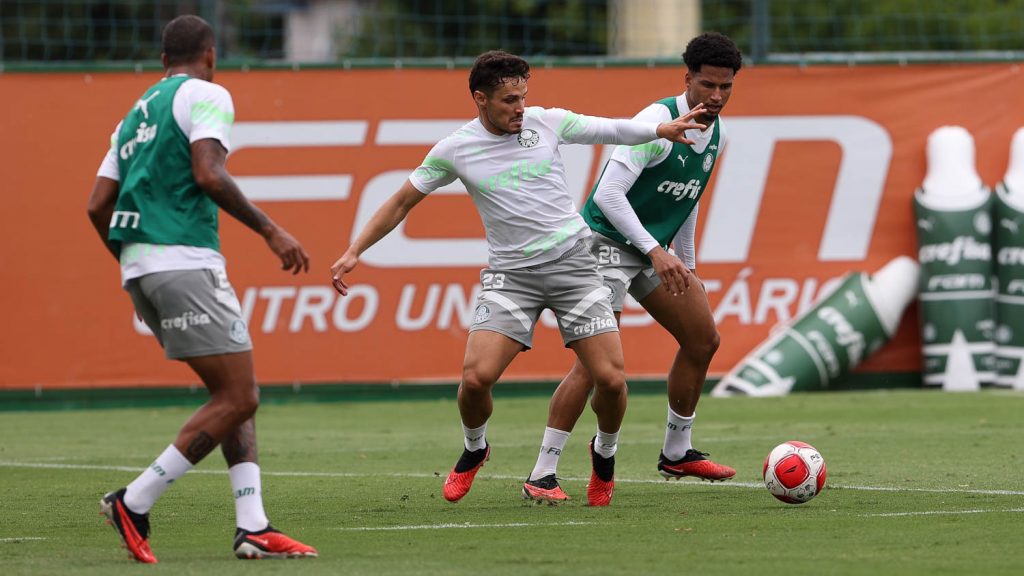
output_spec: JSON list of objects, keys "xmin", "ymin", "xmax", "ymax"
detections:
[
  {"xmin": 517, "ymin": 128, "xmax": 540, "ymax": 148},
  {"xmin": 702, "ymin": 153, "xmax": 715, "ymax": 172},
  {"xmin": 473, "ymin": 304, "xmax": 492, "ymax": 324}
]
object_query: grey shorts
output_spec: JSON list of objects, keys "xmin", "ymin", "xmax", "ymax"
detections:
[
  {"xmin": 591, "ymin": 233, "xmax": 662, "ymax": 312},
  {"xmin": 470, "ymin": 238, "xmax": 618, "ymax": 349},
  {"xmin": 125, "ymin": 268, "xmax": 252, "ymax": 360}
]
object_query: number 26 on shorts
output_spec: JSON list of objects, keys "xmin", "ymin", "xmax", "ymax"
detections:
[{"xmin": 597, "ymin": 245, "xmax": 620, "ymax": 265}]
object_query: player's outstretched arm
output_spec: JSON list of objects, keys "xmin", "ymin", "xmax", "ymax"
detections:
[
  {"xmin": 655, "ymin": 103, "xmax": 707, "ymax": 145},
  {"xmin": 86, "ymin": 176, "xmax": 122, "ymax": 260},
  {"xmin": 331, "ymin": 179, "xmax": 426, "ymax": 296},
  {"xmin": 191, "ymin": 138, "xmax": 309, "ymax": 274}
]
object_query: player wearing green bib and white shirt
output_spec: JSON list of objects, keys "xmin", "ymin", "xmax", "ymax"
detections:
[
  {"xmin": 87, "ymin": 15, "xmax": 316, "ymax": 563},
  {"xmin": 526, "ymin": 33, "xmax": 742, "ymax": 506},
  {"xmin": 330, "ymin": 50, "xmax": 707, "ymax": 505}
]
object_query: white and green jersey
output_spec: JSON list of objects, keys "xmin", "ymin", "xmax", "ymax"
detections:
[
  {"xmin": 584, "ymin": 93, "xmax": 726, "ymax": 267},
  {"xmin": 408, "ymin": 106, "xmax": 660, "ymax": 269},
  {"xmin": 97, "ymin": 75, "xmax": 235, "ymax": 285}
]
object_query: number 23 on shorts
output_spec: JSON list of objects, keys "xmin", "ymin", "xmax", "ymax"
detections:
[{"xmin": 482, "ymin": 272, "xmax": 506, "ymax": 289}]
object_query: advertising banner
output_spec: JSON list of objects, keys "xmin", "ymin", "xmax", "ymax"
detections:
[{"xmin": 3, "ymin": 64, "xmax": 1024, "ymax": 389}]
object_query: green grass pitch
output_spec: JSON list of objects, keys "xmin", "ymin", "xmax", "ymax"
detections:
[{"xmin": 1, "ymin": 389, "xmax": 1021, "ymax": 575}]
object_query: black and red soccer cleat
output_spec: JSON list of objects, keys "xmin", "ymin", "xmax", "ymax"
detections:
[
  {"xmin": 586, "ymin": 437, "xmax": 615, "ymax": 507},
  {"xmin": 522, "ymin": 474, "xmax": 570, "ymax": 504},
  {"xmin": 100, "ymin": 488, "xmax": 157, "ymax": 564},
  {"xmin": 443, "ymin": 444, "xmax": 490, "ymax": 502},
  {"xmin": 658, "ymin": 449, "xmax": 736, "ymax": 481},
  {"xmin": 233, "ymin": 526, "xmax": 318, "ymax": 559}
]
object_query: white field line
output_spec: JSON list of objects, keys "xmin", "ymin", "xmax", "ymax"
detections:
[
  {"xmin": 2, "ymin": 460, "xmax": 1023, "ymax": 497},
  {"xmin": 0, "ymin": 537, "xmax": 47, "ymax": 542},
  {"xmin": 863, "ymin": 508, "xmax": 1024, "ymax": 517},
  {"xmin": 331, "ymin": 521, "xmax": 595, "ymax": 532}
]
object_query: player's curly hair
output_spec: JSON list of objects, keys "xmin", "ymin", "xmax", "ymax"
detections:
[
  {"xmin": 682, "ymin": 32, "xmax": 743, "ymax": 74},
  {"xmin": 469, "ymin": 50, "xmax": 531, "ymax": 95},
  {"xmin": 162, "ymin": 15, "xmax": 215, "ymax": 66}
]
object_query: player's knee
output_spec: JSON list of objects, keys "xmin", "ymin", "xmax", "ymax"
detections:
[
  {"xmin": 241, "ymin": 389, "xmax": 260, "ymax": 417},
  {"xmin": 564, "ymin": 366, "xmax": 597, "ymax": 392},
  {"xmin": 704, "ymin": 329, "xmax": 722, "ymax": 357},
  {"xmin": 592, "ymin": 369, "xmax": 627, "ymax": 397},
  {"xmin": 683, "ymin": 328, "xmax": 720, "ymax": 364},
  {"xmin": 461, "ymin": 367, "xmax": 497, "ymax": 394},
  {"xmin": 224, "ymin": 388, "xmax": 259, "ymax": 421}
]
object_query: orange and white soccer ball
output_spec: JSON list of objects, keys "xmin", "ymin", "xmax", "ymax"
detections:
[{"xmin": 762, "ymin": 441, "xmax": 827, "ymax": 504}]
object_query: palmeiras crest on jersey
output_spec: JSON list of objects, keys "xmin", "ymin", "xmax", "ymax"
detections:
[
  {"xmin": 517, "ymin": 128, "xmax": 540, "ymax": 148},
  {"xmin": 702, "ymin": 153, "xmax": 715, "ymax": 172},
  {"xmin": 473, "ymin": 304, "xmax": 492, "ymax": 324}
]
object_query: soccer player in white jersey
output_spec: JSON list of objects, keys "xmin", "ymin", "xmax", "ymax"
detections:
[
  {"xmin": 525, "ymin": 33, "xmax": 742, "ymax": 505},
  {"xmin": 87, "ymin": 15, "xmax": 316, "ymax": 562},
  {"xmin": 330, "ymin": 50, "xmax": 707, "ymax": 505}
]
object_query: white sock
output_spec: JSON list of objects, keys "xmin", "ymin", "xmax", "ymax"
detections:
[
  {"xmin": 663, "ymin": 406, "xmax": 695, "ymax": 461},
  {"xmin": 229, "ymin": 462, "xmax": 270, "ymax": 532},
  {"xmin": 593, "ymin": 428, "xmax": 619, "ymax": 458},
  {"xmin": 462, "ymin": 422, "xmax": 488, "ymax": 451},
  {"xmin": 529, "ymin": 427, "xmax": 571, "ymax": 481},
  {"xmin": 124, "ymin": 444, "xmax": 193, "ymax": 514}
]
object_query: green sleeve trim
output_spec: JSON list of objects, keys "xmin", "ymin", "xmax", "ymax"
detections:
[
  {"xmin": 414, "ymin": 156, "xmax": 454, "ymax": 180},
  {"xmin": 628, "ymin": 142, "xmax": 663, "ymax": 166},
  {"xmin": 190, "ymin": 101, "xmax": 235, "ymax": 129},
  {"xmin": 557, "ymin": 111, "xmax": 588, "ymax": 140}
]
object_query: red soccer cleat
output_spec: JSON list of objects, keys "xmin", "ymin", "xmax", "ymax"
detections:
[
  {"xmin": 233, "ymin": 526, "xmax": 318, "ymax": 559},
  {"xmin": 658, "ymin": 449, "xmax": 736, "ymax": 481},
  {"xmin": 586, "ymin": 438, "xmax": 615, "ymax": 507},
  {"xmin": 522, "ymin": 474, "xmax": 570, "ymax": 504},
  {"xmin": 443, "ymin": 445, "xmax": 490, "ymax": 502},
  {"xmin": 100, "ymin": 488, "xmax": 157, "ymax": 564}
]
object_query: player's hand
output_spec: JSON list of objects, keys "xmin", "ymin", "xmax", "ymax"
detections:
[
  {"xmin": 265, "ymin": 226, "xmax": 310, "ymax": 274},
  {"xmin": 330, "ymin": 251, "xmax": 358, "ymax": 296},
  {"xmin": 648, "ymin": 246, "xmax": 691, "ymax": 296},
  {"xmin": 655, "ymin": 103, "xmax": 707, "ymax": 145}
]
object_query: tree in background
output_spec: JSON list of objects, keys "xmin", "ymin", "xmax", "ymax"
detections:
[
  {"xmin": 3, "ymin": 0, "xmax": 1023, "ymax": 64},
  {"xmin": 704, "ymin": 0, "xmax": 1024, "ymax": 56},
  {"xmin": 346, "ymin": 0, "xmax": 608, "ymax": 58}
]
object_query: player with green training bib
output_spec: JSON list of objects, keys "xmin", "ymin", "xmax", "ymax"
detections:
[
  {"xmin": 87, "ymin": 14, "xmax": 316, "ymax": 564},
  {"xmin": 524, "ymin": 33, "xmax": 742, "ymax": 505}
]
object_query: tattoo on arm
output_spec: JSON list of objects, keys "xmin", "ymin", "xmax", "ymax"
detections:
[
  {"xmin": 185, "ymin": 430, "xmax": 217, "ymax": 462},
  {"xmin": 220, "ymin": 418, "xmax": 259, "ymax": 466},
  {"xmin": 192, "ymin": 140, "xmax": 273, "ymax": 237}
]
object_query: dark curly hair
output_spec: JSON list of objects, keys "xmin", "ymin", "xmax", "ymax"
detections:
[
  {"xmin": 162, "ymin": 15, "xmax": 215, "ymax": 67},
  {"xmin": 682, "ymin": 32, "xmax": 743, "ymax": 74},
  {"xmin": 468, "ymin": 50, "xmax": 531, "ymax": 95}
]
